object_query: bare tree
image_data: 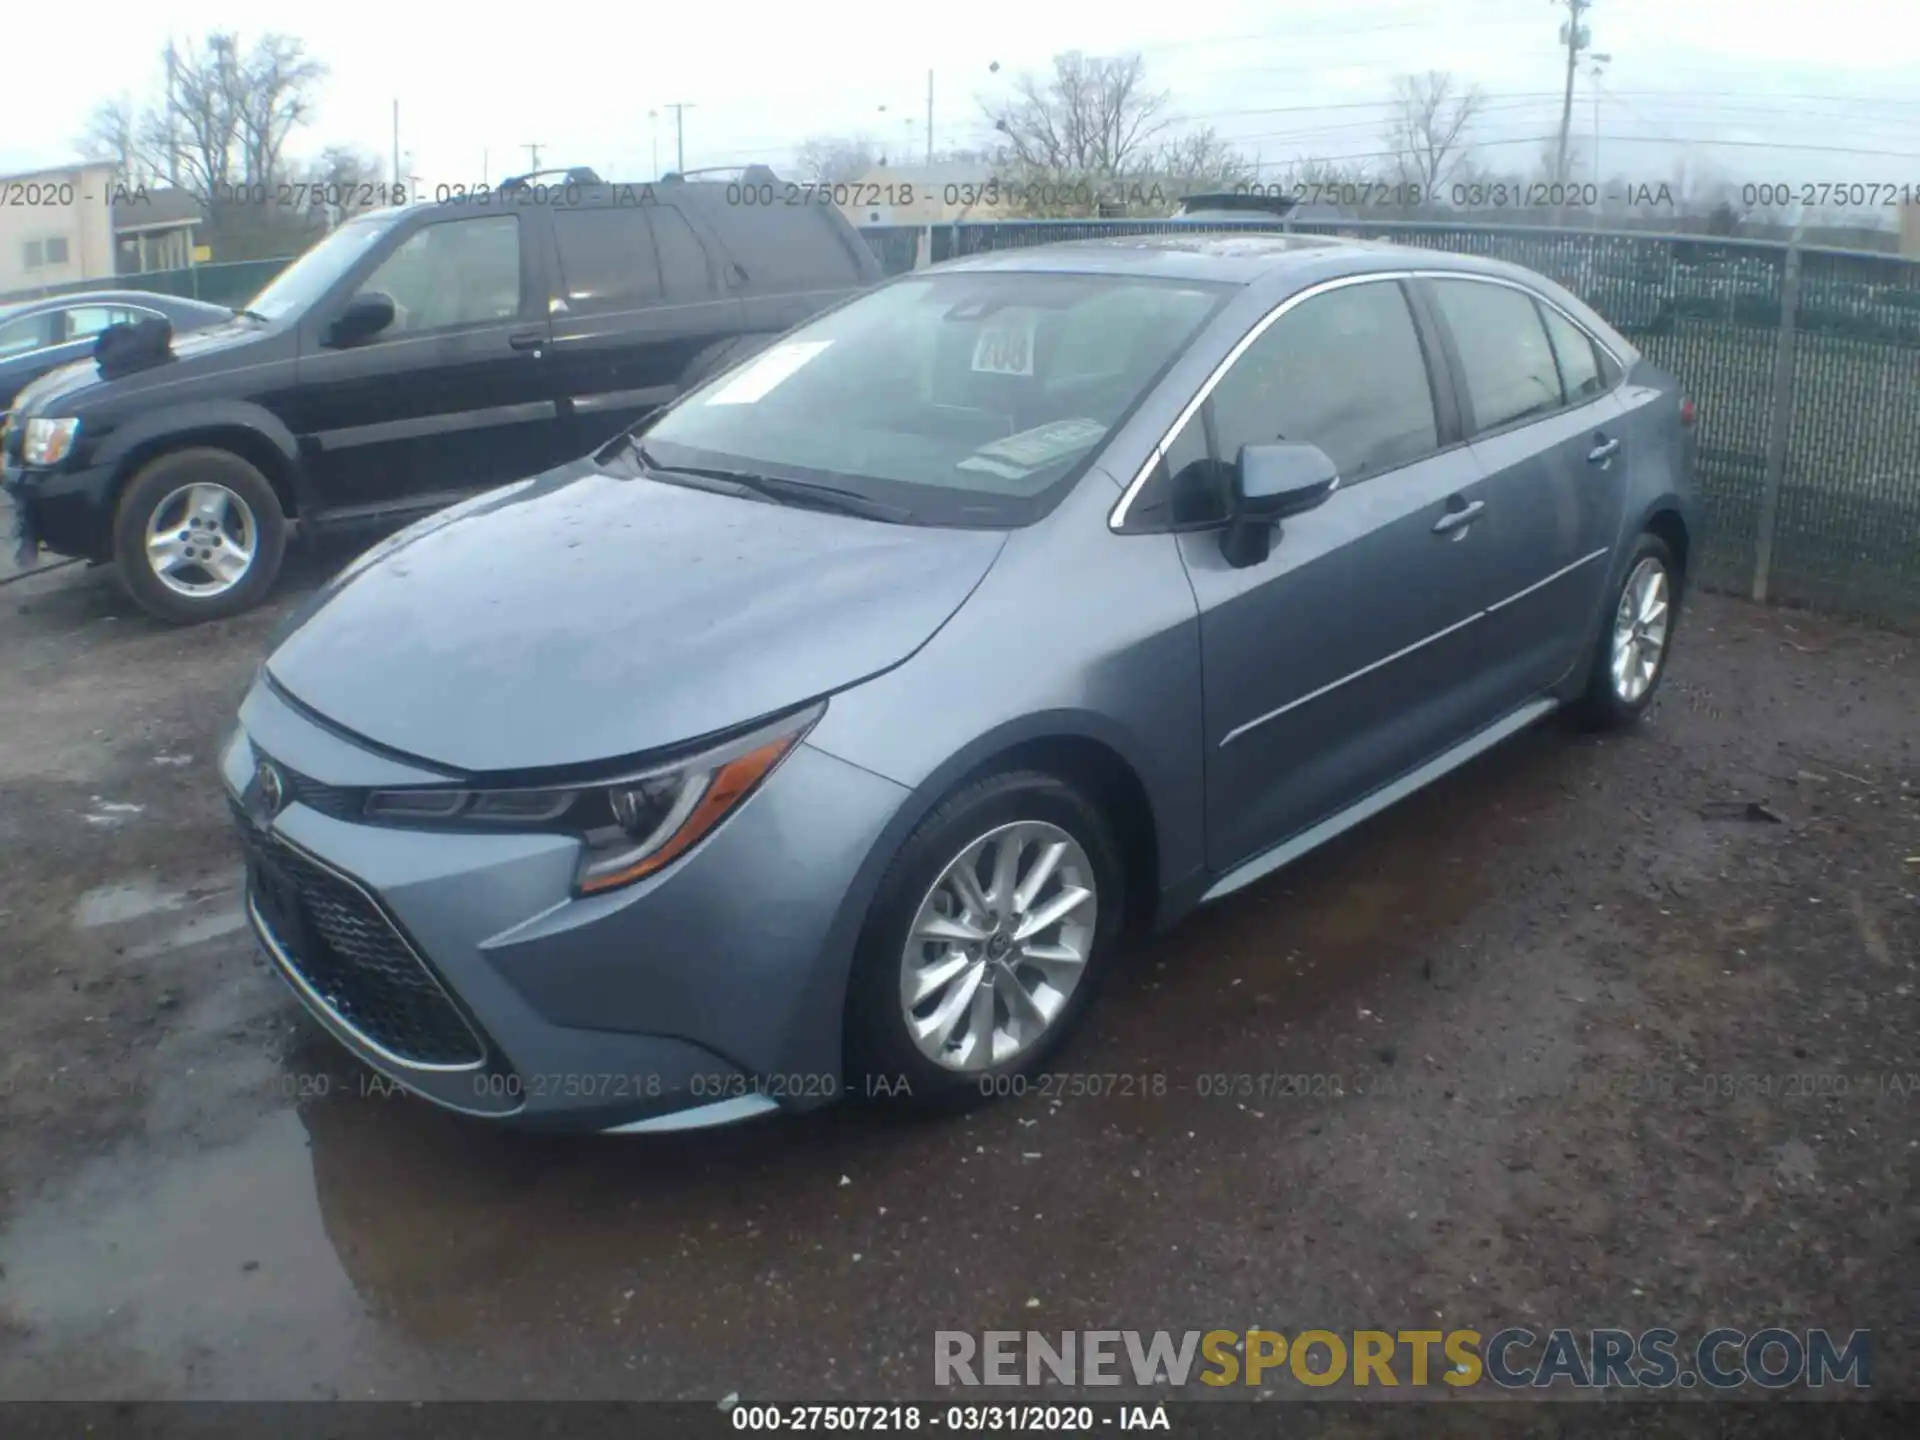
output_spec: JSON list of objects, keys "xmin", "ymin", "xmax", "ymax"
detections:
[
  {"xmin": 1150, "ymin": 127, "xmax": 1255, "ymax": 198},
  {"xmin": 232, "ymin": 34, "xmax": 327, "ymax": 187},
  {"xmin": 983, "ymin": 51, "xmax": 1171, "ymax": 212},
  {"xmin": 78, "ymin": 95, "xmax": 164, "ymax": 186},
  {"xmin": 1383, "ymin": 71, "xmax": 1484, "ymax": 195},
  {"xmin": 794, "ymin": 135, "xmax": 880, "ymax": 184},
  {"xmin": 138, "ymin": 33, "xmax": 326, "ymax": 198}
]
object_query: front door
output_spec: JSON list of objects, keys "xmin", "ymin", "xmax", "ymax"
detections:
[
  {"xmin": 1151, "ymin": 277, "xmax": 1504, "ymax": 872},
  {"xmin": 293, "ymin": 212, "xmax": 556, "ymax": 516}
]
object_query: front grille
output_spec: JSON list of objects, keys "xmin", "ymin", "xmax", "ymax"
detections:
[{"xmin": 233, "ymin": 812, "xmax": 485, "ymax": 1068}]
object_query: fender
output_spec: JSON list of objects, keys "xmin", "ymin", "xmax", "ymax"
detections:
[
  {"xmin": 1555, "ymin": 489, "xmax": 1693, "ymax": 701},
  {"xmin": 776, "ymin": 706, "xmax": 1192, "ymax": 1089},
  {"xmin": 93, "ymin": 398, "xmax": 306, "ymax": 508}
]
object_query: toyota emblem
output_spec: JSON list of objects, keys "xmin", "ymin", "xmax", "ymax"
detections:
[{"xmin": 256, "ymin": 760, "xmax": 287, "ymax": 818}]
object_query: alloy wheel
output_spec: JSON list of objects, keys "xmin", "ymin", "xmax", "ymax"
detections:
[
  {"xmin": 1610, "ymin": 556, "xmax": 1670, "ymax": 704},
  {"xmin": 144, "ymin": 482, "xmax": 258, "ymax": 599},
  {"xmin": 899, "ymin": 820, "xmax": 1098, "ymax": 1072}
]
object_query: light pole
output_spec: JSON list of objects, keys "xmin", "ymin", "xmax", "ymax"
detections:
[{"xmin": 648, "ymin": 110, "xmax": 659, "ymax": 180}]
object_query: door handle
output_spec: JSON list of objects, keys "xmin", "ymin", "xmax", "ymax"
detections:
[
  {"xmin": 1432, "ymin": 498, "xmax": 1485, "ymax": 534},
  {"xmin": 1588, "ymin": 436, "xmax": 1621, "ymax": 465},
  {"xmin": 508, "ymin": 331, "xmax": 546, "ymax": 352}
]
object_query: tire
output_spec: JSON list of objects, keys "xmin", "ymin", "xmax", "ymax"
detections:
[
  {"xmin": 844, "ymin": 770, "xmax": 1126, "ymax": 1112},
  {"xmin": 112, "ymin": 447, "xmax": 288, "ymax": 624},
  {"xmin": 1572, "ymin": 531, "xmax": 1679, "ymax": 730}
]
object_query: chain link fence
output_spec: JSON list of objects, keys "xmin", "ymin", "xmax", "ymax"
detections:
[{"xmin": 864, "ymin": 219, "xmax": 1920, "ymax": 629}]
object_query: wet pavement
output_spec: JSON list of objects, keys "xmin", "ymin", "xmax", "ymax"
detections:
[{"xmin": 0, "ymin": 549, "xmax": 1915, "ymax": 1401}]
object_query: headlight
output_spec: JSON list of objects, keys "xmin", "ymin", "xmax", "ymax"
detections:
[
  {"xmin": 23, "ymin": 417, "xmax": 80, "ymax": 467},
  {"xmin": 362, "ymin": 702, "xmax": 823, "ymax": 895}
]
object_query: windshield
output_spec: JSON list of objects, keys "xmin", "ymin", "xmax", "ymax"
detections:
[
  {"xmin": 638, "ymin": 271, "xmax": 1231, "ymax": 526},
  {"xmin": 242, "ymin": 212, "xmax": 403, "ymax": 321}
]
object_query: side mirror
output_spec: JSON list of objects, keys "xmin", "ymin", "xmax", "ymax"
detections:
[
  {"xmin": 1221, "ymin": 441, "xmax": 1340, "ymax": 568},
  {"xmin": 326, "ymin": 290, "xmax": 396, "ymax": 347}
]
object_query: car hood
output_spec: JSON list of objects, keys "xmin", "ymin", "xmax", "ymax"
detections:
[
  {"xmin": 10, "ymin": 317, "xmax": 262, "ymax": 416},
  {"xmin": 265, "ymin": 460, "xmax": 1008, "ymax": 773}
]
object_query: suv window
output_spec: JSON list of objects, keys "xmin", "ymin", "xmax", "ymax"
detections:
[
  {"xmin": 697, "ymin": 196, "xmax": 860, "ymax": 291},
  {"xmin": 653, "ymin": 206, "xmax": 716, "ymax": 300},
  {"xmin": 1135, "ymin": 279, "xmax": 1440, "ymax": 528},
  {"xmin": 552, "ymin": 207, "xmax": 662, "ymax": 310},
  {"xmin": 1429, "ymin": 278, "xmax": 1564, "ymax": 432},
  {"xmin": 357, "ymin": 215, "xmax": 523, "ymax": 333},
  {"xmin": 0, "ymin": 311, "xmax": 59, "ymax": 357},
  {"xmin": 1538, "ymin": 302, "xmax": 1605, "ymax": 402}
]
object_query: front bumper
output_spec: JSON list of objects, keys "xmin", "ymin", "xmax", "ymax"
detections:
[
  {"xmin": 3, "ymin": 459, "xmax": 117, "ymax": 565},
  {"xmin": 221, "ymin": 678, "xmax": 911, "ymax": 1132}
]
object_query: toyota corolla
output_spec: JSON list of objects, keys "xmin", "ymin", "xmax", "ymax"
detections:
[{"xmin": 222, "ymin": 233, "xmax": 1693, "ymax": 1133}]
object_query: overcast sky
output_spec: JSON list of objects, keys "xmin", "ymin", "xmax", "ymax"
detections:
[{"xmin": 6, "ymin": 0, "xmax": 1917, "ymax": 204}]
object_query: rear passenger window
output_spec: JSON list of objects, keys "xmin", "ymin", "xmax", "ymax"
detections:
[
  {"xmin": 1539, "ymin": 303, "xmax": 1605, "ymax": 402},
  {"xmin": 552, "ymin": 208, "xmax": 662, "ymax": 309},
  {"xmin": 1132, "ymin": 280, "xmax": 1440, "ymax": 529},
  {"xmin": 652, "ymin": 207, "xmax": 716, "ymax": 300},
  {"xmin": 701, "ymin": 200, "xmax": 860, "ymax": 291},
  {"xmin": 1428, "ymin": 279, "xmax": 1565, "ymax": 432}
]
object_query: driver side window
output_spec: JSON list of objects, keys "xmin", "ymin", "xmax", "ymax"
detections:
[
  {"xmin": 356, "ymin": 215, "xmax": 523, "ymax": 335},
  {"xmin": 1128, "ymin": 280, "xmax": 1441, "ymax": 530}
]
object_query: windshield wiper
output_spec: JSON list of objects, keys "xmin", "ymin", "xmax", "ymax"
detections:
[
  {"xmin": 231, "ymin": 308, "xmax": 270, "ymax": 323},
  {"xmin": 623, "ymin": 440, "xmax": 913, "ymax": 523}
]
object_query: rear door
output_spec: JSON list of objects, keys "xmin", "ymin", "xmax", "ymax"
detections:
[
  {"xmin": 1418, "ymin": 276, "xmax": 1628, "ymax": 704},
  {"xmin": 1141, "ymin": 277, "xmax": 1502, "ymax": 871},
  {"xmin": 545, "ymin": 200, "xmax": 745, "ymax": 458},
  {"xmin": 293, "ymin": 211, "xmax": 556, "ymax": 515}
]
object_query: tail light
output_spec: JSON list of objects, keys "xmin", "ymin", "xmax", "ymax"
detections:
[{"xmin": 1679, "ymin": 397, "xmax": 1697, "ymax": 427}]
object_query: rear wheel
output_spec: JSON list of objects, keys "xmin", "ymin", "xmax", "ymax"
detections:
[
  {"xmin": 112, "ymin": 448, "xmax": 287, "ymax": 624},
  {"xmin": 844, "ymin": 771, "xmax": 1125, "ymax": 1111},
  {"xmin": 1573, "ymin": 532, "xmax": 1677, "ymax": 729}
]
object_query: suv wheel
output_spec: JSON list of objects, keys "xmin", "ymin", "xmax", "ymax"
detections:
[
  {"xmin": 845, "ymin": 770, "xmax": 1125, "ymax": 1110},
  {"xmin": 113, "ymin": 448, "xmax": 287, "ymax": 624},
  {"xmin": 1574, "ymin": 532, "xmax": 1678, "ymax": 729}
]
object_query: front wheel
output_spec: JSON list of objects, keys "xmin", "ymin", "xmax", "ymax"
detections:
[
  {"xmin": 844, "ymin": 770, "xmax": 1125, "ymax": 1111},
  {"xmin": 1573, "ymin": 532, "xmax": 1678, "ymax": 729},
  {"xmin": 112, "ymin": 448, "xmax": 287, "ymax": 624}
]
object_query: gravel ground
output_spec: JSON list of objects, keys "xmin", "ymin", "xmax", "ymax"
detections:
[{"xmin": 0, "ymin": 545, "xmax": 1913, "ymax": 1404}]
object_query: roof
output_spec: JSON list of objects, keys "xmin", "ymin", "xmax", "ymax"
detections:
[
  {"xmin": 113, "ymin": 188, "xmax": 204, "ymax": 232},
  {"xmin": 928, "ymin": 230, "xmax": 1567, "ymax": 294},
  {"xmin": 0, "ymin": 159, "xmax": 116, "ymax": 186},
  {"xmin": 0, "ymin": 289, "xmax": 231, "ymax": 323}
]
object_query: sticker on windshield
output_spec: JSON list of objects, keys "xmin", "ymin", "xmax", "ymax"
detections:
[
  {"xmin": 703, "ymin": 341, "xmax": 834, "ymax": 406},
  {"xmin": 956, "ymin": 417, "xmax": 1108, "ymax": 479},
  {"xmin": 970, "ymin": 310, "xmax": 1037, "ymax": 376}
]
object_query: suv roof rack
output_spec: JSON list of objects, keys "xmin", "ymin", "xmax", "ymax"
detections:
[
  {"xmin": 659, "ymin": 164, "xmax": 781, "ymax": 185},
  {"xmin": 1173, "ymin": 190, "xmax": 1300, "ymax": 218},
  {"xmin": 498, "ymin": 166, "xmax": 604, "ymax": 190}
]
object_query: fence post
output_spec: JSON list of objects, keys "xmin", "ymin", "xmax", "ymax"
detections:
[
  {"xmin": 1750, "ymin": 242, "xmax": 1801, "ymax": 604},
  {"xmin": 916, "ymin": 224, "xmax": 933, "ymax": 271}
]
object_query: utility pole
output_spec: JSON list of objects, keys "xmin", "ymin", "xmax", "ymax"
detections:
[
  {"xmin": 392, "ymin": 99, "xmax": 401, "ymax": 189},
  {"xmin": 1552, "ymin": 0, "xmax": 1593, "ymax": 186},
  {"xmin": 926, "ymin": 69, "xmax": 934, "ymax": 165},
  {"xmin": 665, "ymin": 104, "xmax": 694, "ymax": 173},
  {"xmin": 164, "ymin": 37, "xmax": 181, "ymax": 187},
  {"xmin": 648, "ymin": 110, "xmax": 660, "ymax": 179},
  {"xmin": 1588, "ymin": 53, "xmax": 1611, "ymax": 189},
  {"xmin": 524, "ymin": 143, "xmax": 543, "ymax": 171}
]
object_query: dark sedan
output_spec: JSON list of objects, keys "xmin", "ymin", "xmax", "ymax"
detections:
[{"xmin": 0, "ymin": 290, "xmax": 233, "ymax": 419}]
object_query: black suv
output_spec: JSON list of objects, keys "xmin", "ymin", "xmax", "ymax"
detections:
[{"xmin": 1, "ymin": 166, "xmax": 881, "ymax": 621}]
